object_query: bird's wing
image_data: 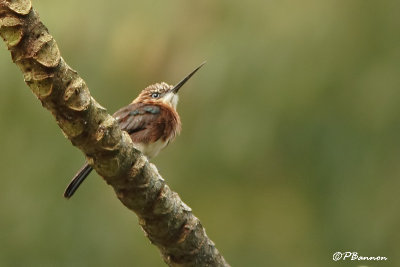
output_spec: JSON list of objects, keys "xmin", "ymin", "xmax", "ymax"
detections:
[{"xmin": 113, "ymin": 102, "xmax": 166, "ymax": 143}]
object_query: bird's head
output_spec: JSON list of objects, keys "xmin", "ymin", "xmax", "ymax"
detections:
[{"xmin": 134, "ymin": 62, "xmax": 205, "ymax": 109}]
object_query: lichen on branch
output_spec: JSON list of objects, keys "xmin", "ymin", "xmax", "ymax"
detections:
[{"xmin": 0, "ymin": 1, "xmax": 229, "ymax": 266}]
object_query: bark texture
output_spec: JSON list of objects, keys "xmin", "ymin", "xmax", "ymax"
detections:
[{"xmin": 0, "ymin": 1, "xmax": 229, "ymax": 266}]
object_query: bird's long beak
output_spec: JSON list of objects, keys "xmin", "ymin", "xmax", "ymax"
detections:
[{"xmin": 172, "ymin": 61, "xmax": 206, "ymax": 94}]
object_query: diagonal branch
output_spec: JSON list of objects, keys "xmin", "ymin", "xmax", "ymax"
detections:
[{"xmin": 0, "ymin": 1, "xmax": 229, "ymax": 266}]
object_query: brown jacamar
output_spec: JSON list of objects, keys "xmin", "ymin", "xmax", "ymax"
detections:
[{"xmin": 64, "ymin": 62, "xmax": 205, "ymax": 198}]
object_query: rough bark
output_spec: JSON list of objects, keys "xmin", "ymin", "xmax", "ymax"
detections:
[{"xmin": 0, "ymin": 1, "xmax": 229, "ymax": 266}]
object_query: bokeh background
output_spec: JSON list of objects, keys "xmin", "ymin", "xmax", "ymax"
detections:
[{"xmin": 1, "ymin": 0, "xmax": 399, "ymax": 266}]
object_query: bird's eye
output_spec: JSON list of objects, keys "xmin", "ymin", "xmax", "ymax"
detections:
[{"xmin": 151, "ymin": 93, "xmax": 160, "ymax": 98}]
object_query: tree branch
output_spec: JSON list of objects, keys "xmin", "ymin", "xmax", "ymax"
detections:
[{"xmin": 0, "ymin": 1, "xmax": 229, "ymax": 266}]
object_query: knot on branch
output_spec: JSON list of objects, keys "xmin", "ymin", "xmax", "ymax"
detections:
[
  {"xmin": 1, "ymin": 0, "xmax": 32, "ymax": 15},
  {"xmin": 64, "ymin": 78, "xmax": 91, "ymax": 111}
]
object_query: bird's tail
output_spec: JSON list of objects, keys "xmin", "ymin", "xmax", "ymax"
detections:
[{"xmin": 64, "ymin": 163, "xmax": 93, "ymax": 199}]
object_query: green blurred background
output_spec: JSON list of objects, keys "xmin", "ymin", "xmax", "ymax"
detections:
[{"xmin": 1, "ymin": 0, "xmax": 399, "ymax": 266}]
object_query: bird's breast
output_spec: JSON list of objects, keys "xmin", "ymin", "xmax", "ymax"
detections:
[{"xmin": 133, "ymin": 139, "xmax": 169, "ymax": 159}]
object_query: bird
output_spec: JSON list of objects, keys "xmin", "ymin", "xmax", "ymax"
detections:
[{"xmin": 64, "ymin": 62, "xmax": 205, "ymax": 199}]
